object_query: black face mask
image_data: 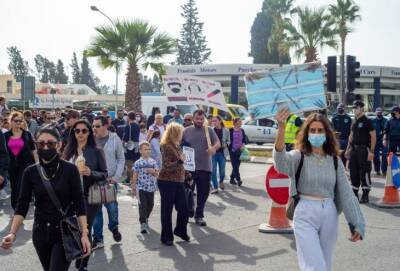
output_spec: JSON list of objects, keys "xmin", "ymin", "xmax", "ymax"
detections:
[
  {"xmin": 338, "ymin": 109, "xmax": 344, "ymax": 114},
  {"xmin": 38, "ymin": 149, "xmax": 59, "ymax": 166},
  {"xmin": 377, "ymin": 115, "xmax": 383, "ymax": 119}
]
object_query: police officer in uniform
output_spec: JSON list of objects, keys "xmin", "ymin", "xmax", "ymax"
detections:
[
  {"xmin": 332, "ymin": 103, "xmax": 352, "ymax": 164},
  {"xmin": 372, "ymin": 107, "xmax": 388, "ymax": 175},
  {"xmin": 383, "ymin": 106, "xmax": 400, "ymax": 154},
  {"xmin": 345, "ymin": 100, "xmax": 376, "ymax": 203},
  {"xmin": 284, "ymin": 113, "xmax": 303, "ymax": 151}
]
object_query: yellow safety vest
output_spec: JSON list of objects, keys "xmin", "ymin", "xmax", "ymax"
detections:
[{"xmin": 285, "ymin": 114, "xmax": 300, "ymax": 144}]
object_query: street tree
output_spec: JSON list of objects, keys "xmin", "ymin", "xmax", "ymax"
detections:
[
  {"xmin": 86, "ymin": 19, "xmax": 175, "ymax": 111},
  {"xmin": 329, "ymin": 0, "xmax": 361, "ymax": 93},
  {"xmin": 55, "ymin": 59, "xmax": 69, "ymax": 83},
  {"xmin": 70, "ymin": 52, "xmax": 81, "ymax": 84},
  {"xmin": 7, "ymin": 46, "xmax": 29, "ymax": 82},
  {"xmin": 177, "ymin": 0, "xmax": 211, "ymax": 64},
  {"xmin": 285, "ymin": 7, "xmax": 338, "ymax": 62}
]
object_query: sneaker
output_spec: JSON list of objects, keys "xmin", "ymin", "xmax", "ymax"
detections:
[
  {"xmin": 92, "ymin": 239, "xmax": 104, "ymax": 250},
  {"xmin": 375, "ymin": 171, "xmax": 381, "ymax": 176},
  {"xmin": 140, "ymin": 223, "xmax": 148, "ymax": 234},
  {"xmin": 161, "ymin": 240, "xmax": 174, "ymax": 246},
  {"xmin": 210, "ymin": 188, "xmax": 218, "ymax": 194},
  {"xmin": 219, "ymin": 182, "xmax": 225, "ymax": 190},
  {"xmin": 112, "ymin": 228, "xmax": 122, "ymax": 242},
  {"xmin": 173, "ymin": 230, "xmax": 190, "ymax": 242},
  {"xmin": 229, "ymin": 178, "xmax": 237, "ymax": 185},
  {"xmin": 237, "ymin": 180, "xmax": 243, "ymax": 187},
  {"xmin": 145, "ymin": 223, "xmax": 150, "ymax": 232},
  {"xmin": 195, "ymin": 218, "xmax": 207, "ymax": 227}
]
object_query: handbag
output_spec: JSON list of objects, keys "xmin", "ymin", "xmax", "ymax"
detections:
[
  {"xmin": 286, "ymin": 153, "xmax": 338, "ymax": 220},
  {"xmin": 239, "ymin": 147, "xmax": 250, "ymax": 161},
  {"xmin": 36, "ymin": 164, "xmax": 84, "ymax": 262},
  {"xmin": 88, "ymin": 181, "xmax": 117, "ymax": 205}
]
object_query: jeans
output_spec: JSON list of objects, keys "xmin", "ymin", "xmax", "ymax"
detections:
[
  {"xmin": 193, "ymin": 170, "xmax": 211, "ymax": 219},
  {"xmin": 157, "ymin": 180, "xmax": 188, "ymax": 242},
  {"xmin": 374, "ymin": 139, "xmax": 388, "ymax": 174},
  {"xmin": 294, "ymin": 198, "xmax": 338, "ymax": 271},
  {"xmin": 32, "ymin": 220, "xmax": 70, "ymax": 271},
  {"xmin": 93, "ymin": 201, "xmax": 119, "ymax": 242},
  {"xmin": 211, "ymin": 152, "xmax": 226, "ymax": 189},
  {"xmin": 229, "ymin": 150, "xmax": 242, "ymax": 181},
  {"xmin": 138, "ymin": 190, "xmax": 155, "ymax": 224}
]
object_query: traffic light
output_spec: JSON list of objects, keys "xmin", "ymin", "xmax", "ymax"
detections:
[
  {"xmin": 326, "ymin": 56, "xmax": 337, "ymax": 92},
  {"xmin": 346, "ymin": 55, "xmax": 360, "ymax": 92}
]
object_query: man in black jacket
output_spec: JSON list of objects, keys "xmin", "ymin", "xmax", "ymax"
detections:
[{"xmin": 0, "ymin": 132, "xmax": 10, "ymax": 197}]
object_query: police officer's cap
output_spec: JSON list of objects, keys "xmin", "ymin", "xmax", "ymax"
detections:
[
  {"xmin": 375, "ymin": 107, "xmax": 383, "ymax": 113},
  {"xmin": 352, "ymin": 100, "xmax": 365, "ymax": 108},
  {"xmin": 337, "ymin": 103, "xmax": 345, "ymax": 109},
  {"xmin": 391, "ymin": 106, "xmax": 400, "ymax": 113}
]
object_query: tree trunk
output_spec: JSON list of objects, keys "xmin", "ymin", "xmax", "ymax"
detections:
[
  {"xmin": 305, "ymin": 47, "xmax": 317, "ymax": 63},
  {"xmin": 125, "ymin": 64, "xmax": 141, "ymax": 112},
  {"xmin": 340, "ymin": 37, "xmax": 346, "ymax": 105}
]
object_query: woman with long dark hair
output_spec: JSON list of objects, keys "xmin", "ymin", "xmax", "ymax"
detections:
[
  {"xmin": 62, "ymin": 120, "xmax": 107, "ymax": 271},
  {"xmin": 228, "ymin": 117, "xmax": 248, "ymax": 186},
  {"xmin": 273, "ymin": 108, "xmax": 365, "ymax": 271},
  {"xmin": 4, "ymin": 111, "xmax": 36, "ymax": 209},
  {"xmin": 1, "ymin": 126, "xmax": 91, "ymax": 271}
]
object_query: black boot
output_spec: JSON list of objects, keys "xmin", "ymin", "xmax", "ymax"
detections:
[
  {"xmin": 353, "ymin": 190, "xmax": 359, "ymax": 201},
  {"xmin": 360, "ymin": 191, "xmax": 369, "ymax": 204}
]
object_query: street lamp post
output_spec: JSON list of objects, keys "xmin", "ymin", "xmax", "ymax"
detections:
[{"xmin": 90, "ymin": 5, "xmax": 119, "ymax": 115}]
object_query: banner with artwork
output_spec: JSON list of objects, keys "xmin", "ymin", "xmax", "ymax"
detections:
[{"xmin": 163, "ymin": 75, "xmax": 228, "ymax": 112}]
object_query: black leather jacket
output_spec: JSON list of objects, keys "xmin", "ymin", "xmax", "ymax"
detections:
[{"xmin": 81, "ymin": 146, "xmax": 108, "ymax": 197}]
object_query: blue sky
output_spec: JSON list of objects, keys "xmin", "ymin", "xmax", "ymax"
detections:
[{"xmin": 0, "ymin": 0, "xmax": 398, "ymax": 88}]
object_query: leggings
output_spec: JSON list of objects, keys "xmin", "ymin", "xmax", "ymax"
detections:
[{"xmin": 32, "ymin": 220, "xmax": 70, "ymax": 271}]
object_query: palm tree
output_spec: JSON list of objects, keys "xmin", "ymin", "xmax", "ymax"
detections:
[
  {"xmin": 265, "ymin": 0, "xmax": 295, "ymax": 66},
  {"xmin": 329, "ymin": 0, "xmax": 361, "ymax": 97},
  {"xmin": 86, "ymin": 20, "xmax": 176, "ymax": 111},
  {"xmin": 284, "ymin": 7, "xmax": 338, "ymax": 63}
]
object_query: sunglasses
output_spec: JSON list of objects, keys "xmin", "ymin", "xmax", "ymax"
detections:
[
  {"xmin": 74, "ymin": 128, "xmax": 89, "ymax": 135},
  {"xmin": 92, "ymin": 125, "xmax": 102, "ymax": 129},
  {"xmin": 13, "ymin": 119, "xmax": 23, "ymax": 123},
  {"xmin": 184, "ymin": 119, "xmax": 192, "ymax": 122},
  {"xmin": 309, "ymin": 128, "xmax": 325, "ymax": 134},
  {"xmin": 35, "ymin": 141, "xmax": 58, "ymax": 150}
]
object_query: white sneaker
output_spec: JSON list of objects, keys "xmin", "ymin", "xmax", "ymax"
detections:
[
  {"xmin": 210, "ymin": 188, "xmax": 219, "ymax": 194},
  {"xmin": 140, "ymin": 223, "xmax": 148, "ymax": 234},
  {"xmin": 0, "ymin": 190, "xmax": 9, "ymax": 200}
]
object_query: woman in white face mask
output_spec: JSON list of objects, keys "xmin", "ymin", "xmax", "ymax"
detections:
[{"xmin": 273, "ymin": 108, "xmax": 365, "ymax": 271}]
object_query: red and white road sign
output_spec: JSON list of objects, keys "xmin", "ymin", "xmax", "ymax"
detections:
[{"xmin": 265, "ymin": 166, "xmax": 291, "ymax": 205}]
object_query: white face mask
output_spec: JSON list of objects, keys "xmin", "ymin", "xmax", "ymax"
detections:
[{"xmin": 135, "ymin": 117, "xmax": 141, "ymax": 122}]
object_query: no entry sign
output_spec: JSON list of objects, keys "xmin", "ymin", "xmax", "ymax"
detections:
[{"xmin": 265, "ymin": 166, "xmax": 291, "ymax": 205}]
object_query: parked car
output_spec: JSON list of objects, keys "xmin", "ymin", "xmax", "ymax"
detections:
[{"xmin": 242, "ymin": 118, "xmax": 277, "ymax": 145}]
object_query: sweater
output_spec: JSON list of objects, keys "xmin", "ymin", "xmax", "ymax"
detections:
[
  {"xmin": 158, "ymin": 143, "xmax": 185, "ymax": 182},
  {"xmin": 273, "ymin": 148, "xmax": 366, "ymax": 238}
]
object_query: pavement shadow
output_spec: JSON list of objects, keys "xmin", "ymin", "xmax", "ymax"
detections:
[
  {"xmin": 364, "ymin": 195, "xmax": 400, "ymax": 217},
  {"xmin": 237, "ymin": 185, "xmax": 268, "ymax": 198},
  {"xmin": 159, "ymin": 225, "xmax": 288, "ymax": 271},
  {"xmin": 158, "ymin": 224, "xmax": 288, "ymax": 271},
  {"xmin": 216, "ymin": 190, "xmax": 258, "ymax": 211}
]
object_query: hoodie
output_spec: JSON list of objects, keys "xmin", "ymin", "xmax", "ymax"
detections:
[{"xmin": 103, "ymin": 132, "xmax": 126, "ymax": 182}]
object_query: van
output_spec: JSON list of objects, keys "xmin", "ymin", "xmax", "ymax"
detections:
[{"xmin": 207, "ymin": 104, "xmax": 250, "ymax": 128}]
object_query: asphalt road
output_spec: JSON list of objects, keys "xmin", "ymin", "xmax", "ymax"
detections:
[{"xmin": 0, "ymin": 163, "xmax": 399, "ymax": 271}]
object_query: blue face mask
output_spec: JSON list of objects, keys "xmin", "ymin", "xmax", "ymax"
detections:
[{"xmin": 308, "ymin": 133, "xmax": 326, "ymax": 148}]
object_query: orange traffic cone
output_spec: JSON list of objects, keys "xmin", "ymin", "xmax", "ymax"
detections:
[
  {"xmin": 259, "ymin": 201, "xmax": 293, "ymax": 234},
  {"xmin": 372, "ymin": 152, "xmax": 400, "ymax": 208}
]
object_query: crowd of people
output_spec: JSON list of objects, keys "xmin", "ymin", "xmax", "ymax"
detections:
[{"xmin": 0, "ymin": 96, "xmax": 250, "ymax": 271}]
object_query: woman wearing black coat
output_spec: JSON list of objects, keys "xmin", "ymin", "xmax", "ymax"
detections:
[
  {"xmin": 4, "ymin": 111, "xmax": 36, "ymax": 209},
  {"xmin": 63, "ymin": 120, "xmax": 108, "ymax": 271}
]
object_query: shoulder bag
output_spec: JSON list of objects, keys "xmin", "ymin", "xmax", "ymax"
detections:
[{"xmin": 36, "ymin": 164, "xmax": 84, "ymax": 262}]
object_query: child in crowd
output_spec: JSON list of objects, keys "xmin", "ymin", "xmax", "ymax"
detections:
[{"xmin": 131, "ymin": 141, "xmax": 159, "ymax": 233}]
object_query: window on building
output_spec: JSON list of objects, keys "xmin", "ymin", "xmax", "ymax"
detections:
[{"xmin": 6, "ymin": 80, "xmax": 12, "ymax": 93}]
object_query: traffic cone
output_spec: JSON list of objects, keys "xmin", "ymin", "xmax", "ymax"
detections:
[
  {"xmin": 259, "ymin": 201, "xmax": 293, "ymax": 234},
  {"xmin": 372, "ymin": 152, "xmax": 400, "ymax": 208}
]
